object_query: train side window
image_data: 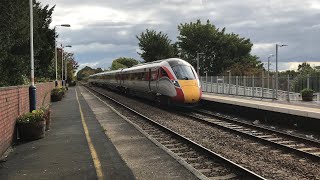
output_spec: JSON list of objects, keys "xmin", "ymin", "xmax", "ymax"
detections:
[
  {"xmin": 151, "ymin": 70, "xmax": 158, "ymax": 81},
  {"xmin": 161, "ymin": 68, "xmax": 168, "ymax": 77}
]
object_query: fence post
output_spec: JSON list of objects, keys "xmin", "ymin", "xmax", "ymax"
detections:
[
  {"xmin": 318, "ymin": 75, "xmax": 320, "ymax": 101},
  {"xmin": 222, "ymin": 76, "xmax": 225, "ymax": 94},
  {"xmin": 272, "ymin": 75, "xmax": 275, "ymax": 99},
  {"xmin": 244, "ymin": 76, "xmax": 246, "ymax": 96},
  {"xmin": 228, "ymin": 74, "xmax": 231, "ymax": 94},
  {"xmin": 252, "ymin": 75, "xmax": 255, "ymax": 97},
  {"xmin": 287, "ymin": 74, "xmax": 290, "ymax": 102},
  {"xmin": 262, "ymin": 72, "xmax": 264, "ymax": 98},
  {"xmin": 205, "ymin": 73, "xmax": 208, "ymax": 92},
  {"xmin": 216, "ymin": 76, "xmax": 219, "ymax": 93},
  {"xmin": 236, "ymin": 76, "xmax": 239, "ymax": 95},
  {"xmin": 307, "ymin": 74, "xmax": 310, "ymax": 89},
  {"xmin": 211, "ymin": 76, "xmax": 213, "ymax": 92}
]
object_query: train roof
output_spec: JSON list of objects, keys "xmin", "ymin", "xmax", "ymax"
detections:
[{"xmin": 90, "ymin": 58, "xmax": 190, "ymax": 77}]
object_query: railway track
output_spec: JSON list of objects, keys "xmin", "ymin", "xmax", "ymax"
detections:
[
  {"xmin": 181, "ymin": 108, "xmax": 320, "ymax": 161},
  {"xmin": 83, "ymin": 85, "xmax": 266, "ymax": 180}
]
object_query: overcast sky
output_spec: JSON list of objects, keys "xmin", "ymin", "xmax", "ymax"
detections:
[{"xmin": 39, "ymin": 0, "xmax": 320, "ymax": 71}]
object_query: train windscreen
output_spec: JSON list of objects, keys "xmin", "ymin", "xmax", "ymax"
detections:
[{"xmin": 172, "ymin": 65, "xmax": 196, "ymax": 80}]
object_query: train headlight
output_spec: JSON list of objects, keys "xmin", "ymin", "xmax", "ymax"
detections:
[{"xmin": 171, "ymin": 80, "xmax": 180, "ymax": 87}]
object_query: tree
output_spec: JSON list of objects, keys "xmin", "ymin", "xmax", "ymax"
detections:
[
  {"xmin": 110, "ymin": 57, "xmax": 139, "ymax": 70},
  {"xmin": 291, "ymin": 62, "xmax": 320, "ymax": 92},
  {"xmin": 137, "ymin": 29, "xmax": 176, "ymax": 62},
  {"xmin": 0, "ymin": 0, "xmax": 55, "ymax": 86},
  {"xmin": 33, "ymin": 3, "xmax": 55, "ymax": 79},
  {"xmin": 297, "ymin": 62, "xmax": 316, "ymax": 74},
  {"xmin": 228, "ymin": 55, "xmax": 264, "ymax": 76},
  {"xmin": 64, "ymin": 53, "xmax": 79, "ymax": 83},
  {"xmin": 77, "ymin": 66, "xmax": 103, "ymax": 81},
  {"xmin": 0, "ymin": 0, "xmax": 30, "ymax": 86},
  {"xmin": 177, "ymin": 19, "xmax": 262, "ymax": 76}
]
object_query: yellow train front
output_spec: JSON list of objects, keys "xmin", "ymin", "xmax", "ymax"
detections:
[{"xmin": 164, "ymin": 59, "xmax": 202, "ymax": 105}]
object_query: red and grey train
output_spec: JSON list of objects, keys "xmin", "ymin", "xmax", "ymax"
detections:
[{"xmin": 88, "ymin": 58, "xmax": 202, "ymax": 105}]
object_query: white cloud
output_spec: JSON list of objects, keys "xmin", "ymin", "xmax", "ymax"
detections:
[{"xmin": 252, "ymin": 43, "xmax": 274, "ymax": 57}]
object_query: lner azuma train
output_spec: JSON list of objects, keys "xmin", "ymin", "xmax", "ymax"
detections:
[{"xmin": 88, "ymin": 58, "xmax": 202, "ymax": 105}]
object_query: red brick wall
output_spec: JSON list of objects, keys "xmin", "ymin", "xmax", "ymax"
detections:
[{"xmin": 0, "ymin": 82, "xmax": 57, "ymax": 156}]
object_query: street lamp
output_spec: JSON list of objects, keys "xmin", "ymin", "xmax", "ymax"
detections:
[
  {"xmin": 197, "ymin": 53, "xmax": 204, "ymax": 76},
  {"xmin": 29, "ymin": 0, "xmax": 36, "ymax": 111},
  {"xmin": 275, "ymin": 44, "xmax": 288, "ymax": 99},
  {"xmin": 267, "ymin": 54, "xmax": 274, "ymax": 89},
  {"xmin": 54, "ymin": 24, "xmax": 71, "ymax": 86},
  {"xmin": 61, "ymin": 45, "xmax": 72, "ymax": 86}
]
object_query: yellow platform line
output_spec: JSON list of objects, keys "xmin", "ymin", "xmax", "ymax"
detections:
[{"xmin": 75, "ymin": 88, "xmax": 104, "ymax": 180}]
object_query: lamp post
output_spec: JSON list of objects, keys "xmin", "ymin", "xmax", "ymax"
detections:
[
  {"xmin": 275, "ymin": 44, "xmax": 288, "ymax": 99},
  {"xmin": 197, "ymin": 53, "xmax": 204, "ymax": 76},
  {"xmin": 61, "ymin": 45, "xmax": 72, "ymax": 86},
  {"xmin": 54, "ymin": 24, "xmax": 71, "ymax": 86},
  {"xmin": 29, "ymin": 0, "xmax": 36, "ymax": 112},
  {"xmin": 267, "ymin": 54, "xmax": 274, "ymax": 89}
]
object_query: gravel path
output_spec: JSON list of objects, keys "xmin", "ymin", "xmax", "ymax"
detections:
[{"xmin": 92, "ymin": 86, "xmax": 320, "ymax": 180}]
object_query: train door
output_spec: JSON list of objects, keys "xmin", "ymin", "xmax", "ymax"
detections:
[{"xmin": 156, "ymin": 68, "xmax": 160, "ymax": 90}]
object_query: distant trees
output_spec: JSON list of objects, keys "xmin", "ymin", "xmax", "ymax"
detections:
[
  {"xmin": 76, "ymin": 66, "xmax": 103, "ymax": 81},
  {"xmin": 0, "ymin": 0, "xmax": 56, "ymax": 86},
  {"xmin": 136, "ymin": 29, "xmax": 176, "ymax": 62},
  {"xmin": 293, "ymin": 62, "xmax": 320, "ymax": 92},
  {"xmin": 136, "ymin": 20, "xmax": 262, "ymax": 76},
  {"xmin": 110, "ymin": 57, "xmax": 139, "ymax": 70}
]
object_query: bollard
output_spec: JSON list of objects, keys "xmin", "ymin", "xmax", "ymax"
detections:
[{"xmin": 29, "ymin": 85, "xmax": 36, "ymax": 112}]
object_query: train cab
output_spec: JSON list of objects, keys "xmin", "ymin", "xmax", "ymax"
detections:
[{"xmin": 166, "ymin": 59, "xmax": 202, "ymax": 104}]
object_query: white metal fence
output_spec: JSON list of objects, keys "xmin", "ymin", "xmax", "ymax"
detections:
[{"xmin": 200, "ymin": 75, "xmax": 320, "ymax": 101}]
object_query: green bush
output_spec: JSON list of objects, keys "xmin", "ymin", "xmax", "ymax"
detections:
[
  {"xmin": 301, "ymin": 88, "xmax": 314, "ymax": 97},
  {"xmin": 51, "ymin": 87, "xmax": 66, "ymax": 96},
  {"xmin": 68, "ymin": 81, "xmax": 77, "ymax": 86},
  {"xmin": 16, "ymin": 109, "xmax": 45, "ymax": 124}
]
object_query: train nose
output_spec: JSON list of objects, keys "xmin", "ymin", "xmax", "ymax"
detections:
[
  {"xmin": 182, "ymin": 86, "xmax": 200, "ymax": 103},
  {"xmin": 178, "ymin": 80, "xmax": 201, "ymax": 103}
]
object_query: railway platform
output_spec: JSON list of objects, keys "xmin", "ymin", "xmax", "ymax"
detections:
[
  {"xmin": 0, "ymin": 87, "xmax": 197, "ymax": 180},
  {"xmin": 202, "ymin": 92, "xmax": 320, "ymax": 120}
]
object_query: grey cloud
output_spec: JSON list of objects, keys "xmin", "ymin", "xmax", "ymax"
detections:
[{"xmin": 40, "ymin": 0, "xmax": 320, "ymax": 70}]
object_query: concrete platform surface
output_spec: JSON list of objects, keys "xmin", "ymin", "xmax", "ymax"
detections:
[
  {"xmin": 0, "ymin": 87, "xmax": 136, "ymax": 180},
  {"xmin": 202, "ymin": 93, "xmax": 320, "ymax": 119},
  {"xmin": 78, "ymin": 86, "xmax": 198, "ymax": 180},
  {"xmin": 0, "ymin": 86, "xmax": 198, "ymax": 180}
]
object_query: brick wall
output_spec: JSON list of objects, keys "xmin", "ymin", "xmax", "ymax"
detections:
[{"xmin": 0, "ymin": 82, "xmax": 57, "ymax": 156}]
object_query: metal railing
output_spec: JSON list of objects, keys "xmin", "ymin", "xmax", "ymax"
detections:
[{"xmin": 200, "ymin": 75, "xmax": 320, "ymax": 101}]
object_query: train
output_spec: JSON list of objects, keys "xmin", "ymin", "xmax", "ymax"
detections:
[{"xmin": 88, "ymin": 58, "xmax": 202, "ymax": 105}]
